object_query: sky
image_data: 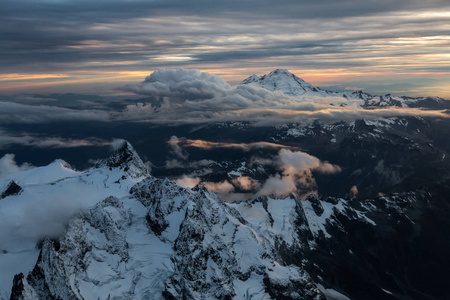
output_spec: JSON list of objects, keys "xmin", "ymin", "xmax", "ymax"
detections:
[{"xmin": 1, "ymin": 0, "xmax": 450, "ymax": 98}]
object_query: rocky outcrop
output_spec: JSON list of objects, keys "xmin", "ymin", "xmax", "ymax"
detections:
[
  {"xmin": 1, "ymin": 181, "xmax": 22, "ymax": 199},
  {"xmin": 96, "ymin": 141, "xmax": 149, "ymax": 179}
]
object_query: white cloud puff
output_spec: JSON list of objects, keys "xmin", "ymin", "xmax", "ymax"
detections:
[
  {"xmin": 175, "ymin": 175, "xmax": 200, "ymax": 188},
  {"xmin": 0, "ymin": 154, "xmax": 34, "ymax": 178},
  {"xmin": 257, "ymin": 149, "xmax": 341, "ymax": 198},
  {"xmin": 204, "ymin": 180, "xmax": 235, "ymax": 194},
  {"xmin": 121, "ymin": 68, "xmax": 232, "ymax": 101}
]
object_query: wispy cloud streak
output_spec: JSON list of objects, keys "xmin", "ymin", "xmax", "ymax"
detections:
[{"xmin": 1, "ymin": 1, "xmax": 450, "ymax": 96}]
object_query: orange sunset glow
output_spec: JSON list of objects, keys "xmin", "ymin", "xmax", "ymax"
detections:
[{"xmin": 0, "ymin": 2, "xmax": 449, "ymax": 98}]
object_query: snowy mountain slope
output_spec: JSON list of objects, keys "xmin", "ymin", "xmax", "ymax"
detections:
[
  {"xmin": 299, "ymin": 189, "xmax": 450, "ymax": 300},
  {"xmin": 4, "ymin": 141, "xmax": 450, "ymax": 299},
  {"xmin": 10, "ymin": 177, "xmax": 326, "ymax": 300},
  {"xmin": 241, "ymin": 69, "xmax": 447, "ymax": 108},
  {"xmin": 0, "ymin": 159, "xmax": 79, "ymax": 187},
  {"xmin": 231, "ymin": 188, "xmax": 450, "ymax": 300},
  {"xmin": 365, "ymin": 93, "xmax": 445, "ymax": 108},
  {"xmin": 0, "ymin": 141, "xmax": 148, "ymax": 298},
  {"xmin": 241, "ymin": 69, "xmax": 322, "ymax": 96}
]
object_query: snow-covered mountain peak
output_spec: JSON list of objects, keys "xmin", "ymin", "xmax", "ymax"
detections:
[
  {"xmin": 241, "ymin": 69, "xmax": 320, "ymax": 96},
  {"xmin": 241, "ymin": 74, "xmax": 259, "ymax": 84},
  {"xmin": 96, "ymin": 140, "xmax": 149, "ymax": 179},
  {"xmin": 269, "ymin": 68, "xmax": 295, "ymax": 76},
  {"xmin": 50, "ymin": 159, "xmax": 75, "ymax": 171},
  {"xmin": 241, "ymin": 69, "xmax": 448, "ymax": 108},
  {"xmin": 0, "ymin": 159, "xmax": 80, "ymax": 186}
]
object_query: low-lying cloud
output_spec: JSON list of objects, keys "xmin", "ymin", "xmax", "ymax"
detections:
[
  {"xmin": 0, "ymin": 101, "xmax": 109, "ymax": 124},
  {"xmin": 257, "ymin": 149, "xmax": 341, "ymax": 199},
  {"xmin": 173, "ymin": 147, "xmax": 341, "ymax": 201},
  {"xmin": 204, "ymin": 180, "xmax": 236, "ymax": 194},
  {"xmin": 231, "ymin": 176, "xmax": 260, "ymax": 191},
  {"xmin": 0, "ymin": 195, "xmax": 82, "ymax": 253},
  {"xmin": 0, "ymin": 154, "xmax": 34, "ymax": 178},
  {"xmin": 349, "ymin": 185, "xmax": 359, "ymax": 198},
  {"xmin": 175, "ymin": 175, "xmax": 201, "ymax": 188},
  {"xmin": 167, "ymin": 135, "xmax": 189, "ymax": 160},
  {"xmin": 118, "ymin": 69, "xmax": 449, "ymax": 126},
  {"xmin": 121, "ymin": 68, "xmax": 232, "ymax": 101},
  {"xmin": 257, "ymin": 174, "xmax": 297, "ymax": 198},
  {"xmin": 1, "ymin": 69, "xmax": 448, "ymax": 127},
  {"xmin": 177, "ymin": 138, "xmax": 291, "ymax": 151},
  {"xmin": 165, "ymin": 135, "xmax": 216, "ymax": 169},
  {"xmin": 0, "ymin": 129, "xmax": 110, "ymax": 149},
  {"xmin": 278, "ymin": 149, "xmax": 341, "ymax": 176},
  {"xmin": 110, "ymin": 138, "xmax": 127, "ymax": 151}
]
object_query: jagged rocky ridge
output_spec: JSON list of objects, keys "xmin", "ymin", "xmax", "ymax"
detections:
[
  {"xmin": 7, "ymin": 142, "xmax": 450, "ymax": 299},
  {"xmin": 96, "ymin": 141, "xmax": 150, "ymax": 179},
  {"xmin": 10, "ymin": 179, "xmax": 324, "ymax": 299}
]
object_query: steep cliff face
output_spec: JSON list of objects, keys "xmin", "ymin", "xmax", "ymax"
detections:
[{"xmin": 96, "ymin": 141, "xmax": 150, "ymax": 179}]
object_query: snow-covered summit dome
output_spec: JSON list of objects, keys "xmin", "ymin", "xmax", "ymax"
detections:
[{"xmin": 241, "ymin": 69, "xmax": 320, "ymax": 96}]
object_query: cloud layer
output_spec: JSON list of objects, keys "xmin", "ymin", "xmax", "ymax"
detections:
[
  {"xmin": 257, "ymin": 149, "xmax": 341, "ymax": 198},
  {"xmin": 1, "ymin": 0, "xmax": 450, "ymax": 97},
  {"xmin": 0, "ymin": 129, "xmax": 110, "ymax": 149},
  {"xmin": 119, "ymin": 69, "xmax": 448, "ymax": 126},
  {"xmin": 174, "ymin": 147, "xmax": 342, "ymax": 201},
  {"xmin": 177, "ymin": 138, "xmax": 291, "ymax": 151},
  {"xmin": 0, "ymin": 101, "xmax": 109, "ymax": 124},
  {"xmin": 0, "ymin": 69, "xmax": 447, "ymax": 146}
]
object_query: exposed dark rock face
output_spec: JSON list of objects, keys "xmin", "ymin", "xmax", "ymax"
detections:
[
  {"xmin": 1, "ymin": 181, "xmax": 23, "ymax": 199},
  {"xmin": 96, "ymin": 141, "xmax": 149, "ymax": 178},
  {"xmin": 10, "ymin": 273, "xmax": 25, "ymax": 300}
]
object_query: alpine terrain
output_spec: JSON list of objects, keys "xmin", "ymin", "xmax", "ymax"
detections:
[{"xmin": 1, "ymin": 70, "xmax": 449, "ymax": 300}]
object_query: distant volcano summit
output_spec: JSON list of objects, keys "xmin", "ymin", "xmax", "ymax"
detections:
[
  {"xmin": 241, "ymin": 69, "xmax": 446, "ymax": 108},
  {"xmin": 241, "ymin": 69, "xmax": 321, "ymax": 96}
]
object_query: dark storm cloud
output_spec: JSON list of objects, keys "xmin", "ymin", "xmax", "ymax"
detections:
[
  {"xmin": 2, "ymin": 0, "xmax": 447, "ymax": 21},
  {"xmin": 1, "ymin": 0, "xmax": 449, "ymax": 77}
]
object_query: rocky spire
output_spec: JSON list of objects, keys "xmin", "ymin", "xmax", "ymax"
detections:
[{"xmin": 96, "ymin": 141, "xmax": 150, "ymax": 179}]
